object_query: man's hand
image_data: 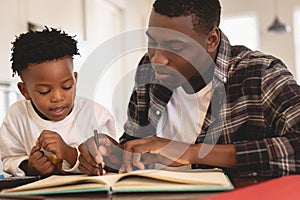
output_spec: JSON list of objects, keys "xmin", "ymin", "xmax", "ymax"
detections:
[
  {"xmin": 78, "ymin": 134, "xmax": 122, "ymax": 175},
  {"xmin": 120, "ymin": 136, "xmax": 195, "ymax": 173}
]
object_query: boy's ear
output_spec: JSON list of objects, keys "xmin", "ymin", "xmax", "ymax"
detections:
[
  {"xmin": 17, "ymin": 82, "xmax": 30, "ymax": 100},
  {"xmin": 74, "ymin": 72, "xmax": 78, "ymax": 81}
]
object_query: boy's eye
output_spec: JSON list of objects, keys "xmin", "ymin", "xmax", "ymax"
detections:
[
  {"xmin": 62, "ymin": 85, "xmax": 72, "ymax": 90},
  {"xmin": 39, "ymin": 90, "xmax": 50, "ymax": 95}
]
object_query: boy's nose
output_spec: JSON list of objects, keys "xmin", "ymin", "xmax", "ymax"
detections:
[{"xmin": 51, "ymin": 90, "xmax": 64, "ymax": 102}]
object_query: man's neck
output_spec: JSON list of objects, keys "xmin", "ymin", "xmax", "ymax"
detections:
[{"xmin": 182, "ymin": 64, "xmax": 215, "ymax": 94}]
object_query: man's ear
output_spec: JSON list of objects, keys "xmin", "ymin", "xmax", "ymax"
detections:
[
  {"xmin": 17, "ymin": 82, "xmax": 30, "ymax": 100},
  {"xmin": 206, "ymin": 27, "xmax": 220, "ymax": 54}
]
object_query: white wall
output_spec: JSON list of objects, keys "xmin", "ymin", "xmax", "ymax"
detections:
[
  {"xmin": 0, "ymin": 0, "xmax": 23, "ymax": 83},
  {"xmin": 220, "ymin": 0, "xmax": 300, "ymax": 77},
  {"xmin": 1, "ymin": 0, "xmax": 298, "ymax": 81},
  {"xmin": 0, "ymin": 0, "xmax": 153, "ymax": 81}
]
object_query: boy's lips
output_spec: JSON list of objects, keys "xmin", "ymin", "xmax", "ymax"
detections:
[{"xmin": 49, "ymin": 106, "xmax": 67, "ymax": 115}]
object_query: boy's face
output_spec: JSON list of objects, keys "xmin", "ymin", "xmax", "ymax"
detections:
[
  {"xmin": 18, "ymin": 57, "xmax": 77, "ymax": 121},
  {"xmin": 147, "ymin": 10, "xmax": 219, "ymax": 90}
]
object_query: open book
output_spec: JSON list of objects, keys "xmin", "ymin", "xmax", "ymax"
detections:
[{"xmin": 0, "ymin": 169, "xmax": 234, "ymax": 196}]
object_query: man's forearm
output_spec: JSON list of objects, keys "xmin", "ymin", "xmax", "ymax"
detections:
[{"xmin": 189, "ymin": 143, "xmax": 237, "ymax": 168}]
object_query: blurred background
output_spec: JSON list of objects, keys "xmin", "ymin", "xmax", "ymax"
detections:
[{"xmin": 0, "ymin": 0, "xmax": 300, "ymax": 174}]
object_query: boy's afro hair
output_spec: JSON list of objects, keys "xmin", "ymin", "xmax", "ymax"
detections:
[{"xmin": 11, "ymin": 27, "xmax": 80, "ymax": 76}]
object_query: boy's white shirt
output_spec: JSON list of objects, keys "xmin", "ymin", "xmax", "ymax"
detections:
[{"xmin": 0, "ymin": 96, "xmax": 117, "ymax": 176}]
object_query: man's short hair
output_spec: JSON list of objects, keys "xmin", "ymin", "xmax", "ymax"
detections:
[{"xmin": 153, "ymin": 0, "xmax": 221, "ymax": 33}]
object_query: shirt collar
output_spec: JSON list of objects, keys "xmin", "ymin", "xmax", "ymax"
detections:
[{"xmin": 214, "ymin": 29, "xmax": 232, "ymax": 85}]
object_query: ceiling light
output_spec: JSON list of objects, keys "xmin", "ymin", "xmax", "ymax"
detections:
[
  {"xmin": 268, "ymin": 16, "xmax": 291, "ymax": 33},
  {"xmin": 267, "ymin": 0, "xmax": 291, "ymax": 34}
]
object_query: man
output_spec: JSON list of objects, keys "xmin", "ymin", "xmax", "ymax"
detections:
[{"xmin": 79, "ymin": 0, "xmax": 300, "ymax": 177}]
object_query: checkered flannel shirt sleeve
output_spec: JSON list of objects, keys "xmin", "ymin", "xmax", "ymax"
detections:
[{"xmin": 234, "ymin": 59, "xmax": 300, "ymax": 176}]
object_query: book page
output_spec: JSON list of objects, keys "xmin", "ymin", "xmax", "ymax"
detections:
[
  {"xmin": 122, "ymin": 169, "xmax": 230, "ymax": 186},
  {"xmin": 112, "ymin": 170, "xmax": 233, "ymax": 193},
  {"xmin": 113, "ymin": 177, "xmax": 229, "ymax": 192},
  {"xmin": 1, "ymin": 174, "xmax": 115, "ymax": 193}
]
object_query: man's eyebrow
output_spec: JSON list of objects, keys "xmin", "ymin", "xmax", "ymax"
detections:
[
  {"xmin": 146, "ymin": 31, "xmax": 185, "ymax": 43},
  {"xmin": 164, "ymin": 40, "xmax": 185, "ymax": 44}
]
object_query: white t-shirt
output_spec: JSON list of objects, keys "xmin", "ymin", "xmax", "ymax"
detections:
[
  {"xmin": 156, "ymin": 82, "xmax": 212, "ymax": 170},
  {"xmin": 0, "ymin": 96, "xmax": 117, "ymax": 176}
]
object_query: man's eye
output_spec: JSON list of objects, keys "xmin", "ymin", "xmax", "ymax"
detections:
[
  {"xmin": 169, "ymin": 43, "xmax": 184, "ymax": 52},
  {"xmin": 148, "ymin": 39, "xmax": 157, "ymax": 48}
]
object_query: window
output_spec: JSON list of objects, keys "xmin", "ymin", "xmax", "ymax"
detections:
[
  {"xmin": 294, "ymin": 9, "xmax": 300, "ymax": 83},
  {"xmin": 220, "ymin": 15, "xmax": 260, "ymax": 50},
  {"xmin": 0, "ymin": 82, "xmax": 21, "ymax": 124}
]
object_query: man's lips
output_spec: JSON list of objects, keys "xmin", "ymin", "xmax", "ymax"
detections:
[{"xmin": 155, "ymin": 73, "xmax": 171, "ymax": 79}]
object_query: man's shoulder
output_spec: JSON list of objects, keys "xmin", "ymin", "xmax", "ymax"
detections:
[{"xmin": 229, "ymin": 46, "xmax": 280, "ymax": 71}]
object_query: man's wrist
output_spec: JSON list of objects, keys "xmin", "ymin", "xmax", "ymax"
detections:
[{"xmin": 188, "ymin": 144, "xmax": 202, "ymax": 164}]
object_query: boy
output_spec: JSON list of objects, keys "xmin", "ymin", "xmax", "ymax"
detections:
[{"xmin": 0, "ymin": 27, "xmax": 117, "ymax": 177}]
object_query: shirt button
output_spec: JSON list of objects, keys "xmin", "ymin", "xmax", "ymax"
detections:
[
  {"xmin": 252, "ymin": 172, "xmax": 258, "ymax": 177},
  {"xmin": 156, "ymin": 110, "xmax": 160, "ymax": 115}
]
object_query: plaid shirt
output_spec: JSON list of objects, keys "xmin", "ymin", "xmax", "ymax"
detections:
[{"xmin": 120, "ymin": 31, "xmax": 300, "ymax": 177}]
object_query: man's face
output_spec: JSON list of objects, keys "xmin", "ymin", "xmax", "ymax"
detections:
[
  {"xmin": 18, "ymin": 57, "xmax": 77, "ymax": 121},
  {"xmin": 147, "ymin": 10, "xmax": 214, "ymax": 90}
]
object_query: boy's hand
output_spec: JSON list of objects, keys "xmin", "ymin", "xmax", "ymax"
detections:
[
  {"xmin": 27, "ymin": 145, "xmax": 56, "ymax": 176},
  {"xmin": 37, "ymin": 130, "xmax": 77, "ymax": 167}
]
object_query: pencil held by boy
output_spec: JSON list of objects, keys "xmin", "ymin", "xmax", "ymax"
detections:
[{"xmin": 0, "ymin": 27, "xmax": 117, "ymax": 177}]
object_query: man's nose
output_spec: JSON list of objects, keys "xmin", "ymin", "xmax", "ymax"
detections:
[{"xmin": 150, "ymin": 48, "xmax": 169, "ymax": 66}]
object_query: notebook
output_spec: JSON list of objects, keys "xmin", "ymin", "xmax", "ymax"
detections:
[{"xmin": 0, "ymin": 169, "xmax": 234, "ymax": 196}]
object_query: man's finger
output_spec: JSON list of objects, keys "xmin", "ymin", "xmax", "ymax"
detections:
[
  {"xmin": 122, "ymin": 149, "xmax": 133, "ymax": 172},
  {"xmin": 97, "ymin": 134, "xmax": 118, "ymax": 146},
  {"xmin": 132, "ymin": 153, "xmax": 145, "ymax": 170}
]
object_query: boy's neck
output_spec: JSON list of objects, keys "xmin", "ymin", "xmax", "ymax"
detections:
[{"xmin": 30, "ymin": 100, "xmax": 50, "ymax": 120}]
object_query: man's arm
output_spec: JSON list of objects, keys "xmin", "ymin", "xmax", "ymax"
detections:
[{"xmin": 232, "ymin": 59, "xmax": 300, "ymax": 176}]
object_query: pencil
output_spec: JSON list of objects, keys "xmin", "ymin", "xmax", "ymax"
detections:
[{"xmin": 93, "ymin": 129, "xmax": 103, "ymax": 175}]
